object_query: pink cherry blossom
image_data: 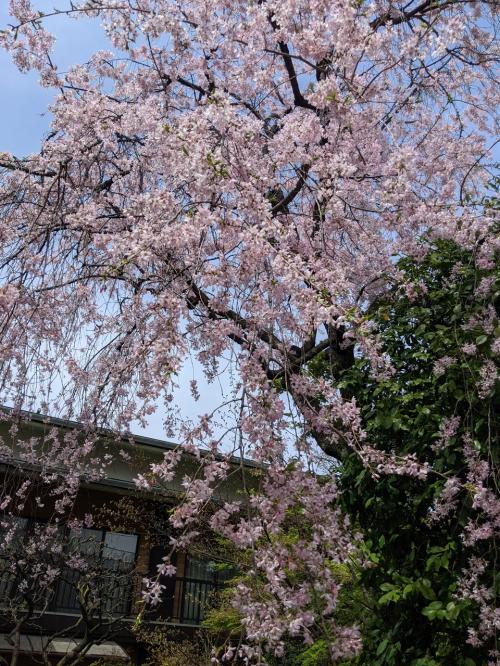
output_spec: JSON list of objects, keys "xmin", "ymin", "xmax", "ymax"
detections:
[{"xmin": 0, "ymin": 0, "xmax": 498, "ymax": 657}]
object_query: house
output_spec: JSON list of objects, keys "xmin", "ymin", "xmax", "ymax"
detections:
[{"xmin": 0, "ymin": 409, "xmax": 259, "ymax": 665}]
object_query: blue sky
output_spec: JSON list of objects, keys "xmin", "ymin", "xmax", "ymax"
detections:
[
  {"xmin": 0, "ymin": 4, "xmax": 110, "ymax": 155},
  {"xmin": 0, "ymin": 4, "xmax": 232, "ymax": 440}
]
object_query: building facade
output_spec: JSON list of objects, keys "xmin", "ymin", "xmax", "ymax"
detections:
[{"xmin": 0, "ymin": 410, "xmax": 257, "ymax": 665}]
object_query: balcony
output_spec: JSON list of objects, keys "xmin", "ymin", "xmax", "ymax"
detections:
[{"xmin": 0, "ymin": 554, "xmax": 225, "ymax": 628}]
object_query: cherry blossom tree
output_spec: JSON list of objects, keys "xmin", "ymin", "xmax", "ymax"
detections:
[{"xmin": 0, "ymin": 0, "xmax": 498, "ymax": 661}]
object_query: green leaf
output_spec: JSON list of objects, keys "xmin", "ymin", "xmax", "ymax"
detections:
[
  {"xmin": 378, "ymin": 590, "xmax": 400, "ymax": 605},
  {"xmin": 376, "ymin": 638, "xmax": 389, "ymax": 656}
]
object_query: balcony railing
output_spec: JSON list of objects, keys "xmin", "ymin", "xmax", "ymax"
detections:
[
  {"xmin": 0, "ymin": 568, "xmax": 221, "ymax": 625},
  {"xmin": 52, "ymin": 563, "xmax": 136, "ymax": 615},
  {"xmin": 176, "ymin": 575, "xmax": 222, "ymax": 624},
  {"xmin": 0, "ymin": 562, "xmax": 136, "ymax": 617}
]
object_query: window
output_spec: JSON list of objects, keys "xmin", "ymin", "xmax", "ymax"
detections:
[
  {"xmin": 179, "ymin": 555, "xmax": 234, "ymax": 624},
  {"xmin": 54, "ymin": 527, "xmax": 138, "ymax": 615},
  {"xmin": 0, "ymin": 516, "xmax": 28, "ymax": 599},
  {"xmin": 103, "ymin": 532, "xmax": 137, "ymax": 564},
  {"xmin": 147, "ymin": 549, "xmax": 228, "ymax": 625},
  {"xmin": 0, "ymin": 519, "xmax": 138, "ymax": 617}
]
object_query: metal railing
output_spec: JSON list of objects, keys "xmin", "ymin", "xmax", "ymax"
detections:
[
  {"xmin": 176, "ymin": 575, "xmax": 223, "ymax": 624},
  {"xmin": 52, "ymin": 563, "xmax": 136, "ymax": 615},
  {"xmin": 0, "ymin": 562, "xmax": 136, "ymax": 617},
  {"xmin": 1, "ymin": 568, "xmax": 223, "ymax": 625}
]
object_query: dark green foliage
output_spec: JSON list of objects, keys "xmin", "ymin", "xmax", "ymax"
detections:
[{"xmin": 334, "ymin": 240, "xmax": 499, "ymax": 665}]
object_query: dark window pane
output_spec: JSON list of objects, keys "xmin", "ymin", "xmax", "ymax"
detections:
[
  {"xmin": 68, "ymin": 527, "xmax": 102, "ymax": 557},
  {"xmin": 147, "ymin": 546, "xmax": 176, "ymax": 620},
  {"xmin": 103, "ymin": 532, "xmax": 137, "ymax": 563},
  {"xmin": 185, "ymin": 556, "xmax": 214, "ymax": 582},
  {"xmin": 0, "ymin": 517, "xmax": 28, "ymax": 600}
]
